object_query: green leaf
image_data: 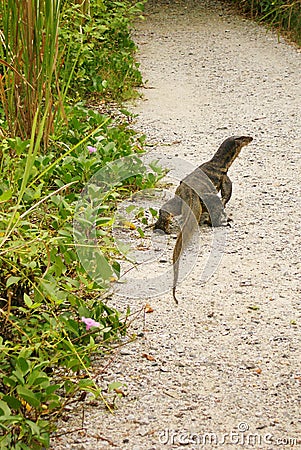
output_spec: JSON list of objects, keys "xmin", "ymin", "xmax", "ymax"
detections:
[
  {"xmin": 52, "ymin": 255, "xmax": 65, "ymax": 277},
  {"xmin": 112, "ymin": 260, "xmax": 120, "ymax": 278},
  {"xmin": 27, "ymin": 370, "xmax": 50, "ymax": 388},
  {"xmin": 125, "ymin": 204, "xmax": 136, "ymax": 214},
  {"xmin": 26, "ymin": 370, "xmax": 43, "ymax": 386},
  {"xmin": 26, "ymin": 419, "xmax": 41, "ymax": 436},
  {"xmin": 15, "ymin": 442, "xmax": 32, "ymax": 450},
  {"xmin": 0, "ymin": 414, "xmax": 20, "ymax": 424},
  {"xmin": 16, "ymin": 357, "xmax": 30, "ymax": 375},
  {"xmin": 2, "ymin": 376, "xmax": 17, "ymax": 388},
  {"xmin": 78, "ymin": 379, "xmax": 95, "ymax": 389},
  {"xmin": 0, "ymin": 433, "xmax": 11, "ymax": 446},
  {"xmin": 149, "ymin": 207, "xmax": 158, "ymax": 218},
  {"xmin": 115, "ymin": 239, "xmax": 131, "ymax": 257},
  {"xmin": 39, "ymin": 279, "xmax": 59, "ymax": 301},
  {"xmin": 2, "ymin": 395, "xmax": 22, "ymax": 410},
  {"xmin": 108, "ymin": 381, "xmax": 124, "ymax": 391},
  {"xmin": 45, "ymin": 384, "xmax": 61, "ymax": 395},
  {"xmin": 60, "ymin": 318, "xmax": 80, "ymax": 337},
  {"xmin": 48, "ymin": 399, "xmax": 61, "ymax": 410},
  {"xmin": 23, "ymin": 293, "xmax": 33, "ymax": 308},
  {"xmin": 12, "ymin": 368, "xmax": 25, "ymax": 385},
  {"xmin": 100, "ymin": 327, "xmax": 112, "ymax": 334},
  {"xmin": 0, "ymin": 400, "xmax": 11, "ymax": 416},
  {"xmin": 103, "ymin": 142, "xmax": 116, "ymax": 153},
  {"xmin": 65, "ymin": 357, "xmax": 82, "ymax": 371},
  {"xmin": 94, "ymin": 252, "xmax": 113, "ymax": 280},
  {"xmin": 78, "ymin": 305, "xmax": 90, "ymax": 318},
  {"xmin": 16, "ymin": 386, "xmax": 40, "ymax": 408},
  {"xmin": 95, "ymin": 217, "xmax": 112, "ymax": 226},
  {"xmin": 64, "ymin": 380, "xmax": 75, "ymax": 395},
  {"xmin": 0, "ymin": 190, "xmax": 12, "ymax": 202},
  {"xmin": 6, "ymin": 276, "xmax": 21, "ymax": 288},
  {"xmin": 137, "ymin": 227, "xmax": 144, "ymax": 237}
]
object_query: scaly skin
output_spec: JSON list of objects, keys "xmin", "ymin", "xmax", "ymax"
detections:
[{"xmin": 154, "ymin": 136, "xmax": 253, "ymax": 303}]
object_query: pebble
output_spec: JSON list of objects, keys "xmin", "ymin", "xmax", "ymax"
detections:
[{"xmin": 50, "ymin": 0, "xmax": 301, "ymax": 448}]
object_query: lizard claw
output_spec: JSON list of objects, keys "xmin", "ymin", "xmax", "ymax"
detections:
[{"xmin": 226, "ymin": 217, "xmax": 233, "ymax": 227}]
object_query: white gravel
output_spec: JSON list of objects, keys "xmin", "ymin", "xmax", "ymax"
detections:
[{"xmin": 50, "ymin": 0, "xmax": 301, "ymax": 448}]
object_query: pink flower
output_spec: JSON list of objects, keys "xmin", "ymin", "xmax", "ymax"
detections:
[
  {"xmin": 87, "ymin": 145, "xmax": 97, "ymax": 154},
  {"xmin": 81, "ymin": 316, "xmax": 101, "ymax": 330}
]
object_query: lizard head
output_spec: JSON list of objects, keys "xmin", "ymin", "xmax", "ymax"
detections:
[
  {"xmin": 232, "ymin": 135, "xmax": 253, "ymax": 158},
  {"xmin": 211, "ymin": 135, "xmax": 253, "ymax": 169},
  {"xmin": 233, "ymin": 136, "xmax": 253, "ymax": 148},
  {"xmin": 216, "ymin": 135, "xmax": 253, "ymax": 169}
]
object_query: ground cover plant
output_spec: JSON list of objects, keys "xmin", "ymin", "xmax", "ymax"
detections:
[{"xmin": 0, "ymin": 1, "xmax": 162, "ymax": 448}]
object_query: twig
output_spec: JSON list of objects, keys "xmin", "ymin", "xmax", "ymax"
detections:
[
  {"xmin": 53, "ymin": 427, "xmax": 86, "ymax": 438},
  {"xmin": 94, "ymin": 434, "xmax": 118, "ymax": 446}
]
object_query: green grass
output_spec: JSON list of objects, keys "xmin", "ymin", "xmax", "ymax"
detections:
[
  {"xmin": 233, "ymin": 0, "xmax": 301, "ymax": 45},
  {"xmin": 0, "ymin": 0, "xmax": 62, "ymax": 146}
]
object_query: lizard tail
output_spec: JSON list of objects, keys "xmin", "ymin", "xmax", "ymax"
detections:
[
  {"xmin": 172, "ymin": 192, "xmax": 202, "ymax": 303},
  {"xmin": 172, "ymin": 232, "xmax": 182, "ymax": 304}
]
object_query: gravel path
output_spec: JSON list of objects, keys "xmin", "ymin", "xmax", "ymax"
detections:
[{"xmin": 51, "ymin": 1, "xmax": 301, "ymax": 448}]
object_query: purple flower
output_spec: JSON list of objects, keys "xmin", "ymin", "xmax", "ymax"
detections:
[
  {"xmin": 87, "ymin": 145, "xmax": 97, "ymax": 154},
  {"xmin": 81, "ymin": 316, "xmax": 101, "ymax": 330}
]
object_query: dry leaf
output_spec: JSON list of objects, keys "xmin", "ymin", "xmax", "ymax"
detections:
[
  {"xmin": 145, "ymin": 303, "xmax": 154, "ymax": 313},
  {"xmin": 123, "ymin": 221, "xmax": 136, "ymax": 230},
  {"xmin": 142, "ymin": 353, "xmax": 156, "ymax": 361},
  {"xmin": 21, "ymin": 400, "xmax": 32, "ymax": 413},
  {"xmin": 114, "ymin": 388, "xmax": 126, "ymax": 396}
]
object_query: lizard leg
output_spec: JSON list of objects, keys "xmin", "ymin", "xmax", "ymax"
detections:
[
  {"xmin": 154, "ymin": 196, "xmax": 182, "ymax": 234},
  {"xmin": 221, "ymin": 175, "xmax": 233, "ymax": 224},
  {"xmin": 201, "ymin": 194, "xmax": 227, "ymax": 227},
  {"xmin": 221, "ymin": 174, "xmax": 232, "ymax": 207}
]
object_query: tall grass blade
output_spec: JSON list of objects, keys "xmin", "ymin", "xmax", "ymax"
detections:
[{"xmin": 0, "ymin": 0, "xmax": 62, "ymax": 147}]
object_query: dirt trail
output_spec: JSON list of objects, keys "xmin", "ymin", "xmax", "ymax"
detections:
[{"xmin": 51, "ymin": 1, "xmax": 301, "ymax": 448}]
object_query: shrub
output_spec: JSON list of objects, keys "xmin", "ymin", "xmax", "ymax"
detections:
[
  {"xmin": 59, "ymin": 0, "xmax": 145, "ymax": 101},
  {"xmin": 234, "ymin": 0, "xmax": 301, "ymax": 45},
  {"xmin": 0, "ymin": 1, "xmax": 158, "ymax": 448}
]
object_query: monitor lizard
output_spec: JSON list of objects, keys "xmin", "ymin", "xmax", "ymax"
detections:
[{"xmin": 154, "ymin": 135, "xmax": 253, "ymax": 303}]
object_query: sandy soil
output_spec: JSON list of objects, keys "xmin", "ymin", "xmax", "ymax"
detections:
[{"xmin": 50, "ymin": 0, "xmax": 301, "ymax": 448}]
